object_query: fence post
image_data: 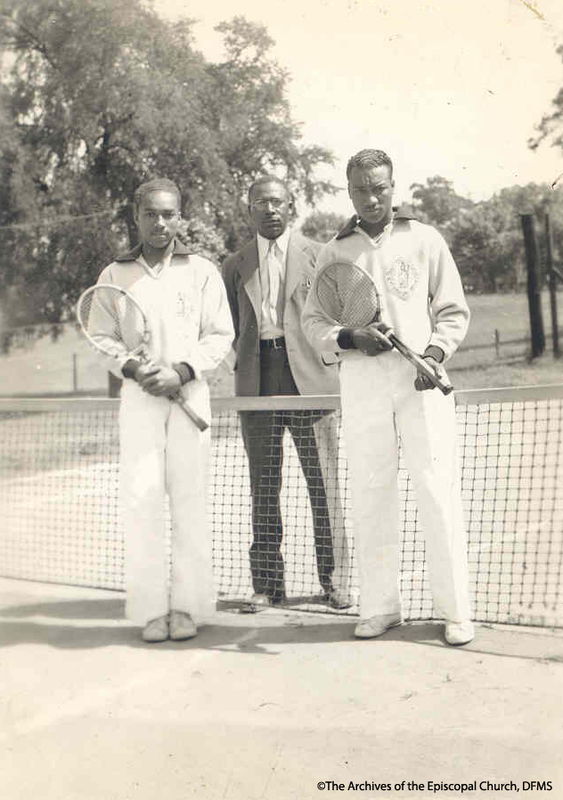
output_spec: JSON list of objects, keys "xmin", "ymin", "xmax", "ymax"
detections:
[
  {"xmin": 494, "ymin": 329, "xmax": 500, "ymax": 358},
  {"xmin": 520, "ymin": 214, "xmax": 545, "ymax": 358},
  {"xmin": 545, "ymin": 213, "xmax": 560, "ymax": 358}
]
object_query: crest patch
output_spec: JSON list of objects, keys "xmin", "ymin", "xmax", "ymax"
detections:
[
  {"xmin": 384, "ymin": 257, "xmax": 419, "ymax": 300},
  {"xmin": 175, "ymin": 290, "xmax": 197, "ymax": 319}
]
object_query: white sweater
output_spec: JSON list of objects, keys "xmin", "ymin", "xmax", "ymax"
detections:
[
  {"xmin": 94, "ymin": 247, "xmax": 234, "ymax": 381},
  {"xmin": 302, "ymin": 218, "xmax": 470, "ymax": 362}
]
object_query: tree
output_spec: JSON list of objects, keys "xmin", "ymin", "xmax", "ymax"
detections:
[
  {"xmin": 204, "ymin": 16, "xmax": 336, "ymax": 251},
  {"xmin": 0, "ymin": 0, "xmax": 336, "ymax": 330},
  {"xmin": 409, "ymin": 176, "xmax": 474, "ymax": 242},
  {"xmin": 528, "ymin": 43, "xmax": 563, "ymax": 268},
  {"xmin": 449, "ymin": 183, "xmax": 563, "ymax": 293},
  {"xmin": 529, "ymin": 43, "xmax": 563, "ymax": 157},
  {"xmin": 407, "ymin": 172, "xmax": 563, "ymax": 292},
  {"xmin": 450, "ymin": 203, "xmax": 520, "ymax": 293},
  {"xmin": 300, "ymin": 211, "xmax": 348, "ymax": 243},
  {"xmin": 492, "ymin": 183, "xmax": 563, "ymax": 270}
]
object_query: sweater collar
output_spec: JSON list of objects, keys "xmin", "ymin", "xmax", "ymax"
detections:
[
  {"xmin": 114, "ymin": 238, "xmax": 192, "ymax": 262},
  {"xmin": 335, "ymin": 205, "xmax": 418, "ymax": 240}
]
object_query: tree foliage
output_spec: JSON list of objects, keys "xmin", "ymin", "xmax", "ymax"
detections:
[
  {"xmin": 410, "ymin": 176, "xmax": 473, "ymax": 237},
  {"xmin": 300, "ymin": 210, "xmax": 348, "ymax": 243},
  {"xmin": 0, "ymin": 0, "xmax": 336, "ymax": 329},
  {"xmin": 409, "ymin": 177, "xmax": 563, "ymax": 293},
  {"xmin": 529, "ymin": 43, "xmax": 563, "ymax": 157}
]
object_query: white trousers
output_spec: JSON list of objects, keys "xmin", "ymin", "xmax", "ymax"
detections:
[
  {"xmin": 340, "ymin": 352, "xmax": 471, "ymax": 623},
  {"xmin": 313, "ymin": 412, "xmax": 351, "ymax": 597},
  {"xmin": 119, "ymin": 381, "xmax": 214, "ymax": 626}
]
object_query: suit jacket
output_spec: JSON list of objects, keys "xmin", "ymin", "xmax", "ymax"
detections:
[{"xmin": 222, "ymin": 231, "xmax": 339, "ymax": 397}]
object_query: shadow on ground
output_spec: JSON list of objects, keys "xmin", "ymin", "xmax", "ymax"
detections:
[{"xmin": 1, "ymin": 596, "xmax": 561, "ymax": 662}]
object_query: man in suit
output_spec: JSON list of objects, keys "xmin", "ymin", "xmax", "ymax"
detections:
[{"xmin": 222, "ymin": 176, "xmax": 350, "ymax": 611}]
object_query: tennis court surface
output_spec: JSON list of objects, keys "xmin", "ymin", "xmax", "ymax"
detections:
[
  {"xmin": 1, "ymin": 386, "xmax": 562, "ymax": 798},
  {"xmin": 1, "ymin": 577, "xmax": 562, "ymax": 800}
]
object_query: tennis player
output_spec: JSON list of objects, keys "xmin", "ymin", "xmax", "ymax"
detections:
[
  {"xmin": 302, "ymin": 149, "xmax": 474, "ymax": 646},
  {"xmin": 96, "ymin": 178, "xmax": 233, "ymax": 642}
]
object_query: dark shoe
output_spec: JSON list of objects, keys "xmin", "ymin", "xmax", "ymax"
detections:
[
  {"xmin": 325, "ymin": 588, "xmax": 353, "ymax": 609},
  {"xmin": 240, "ymin": 593, "xmax": 271, "ymax": 614}
]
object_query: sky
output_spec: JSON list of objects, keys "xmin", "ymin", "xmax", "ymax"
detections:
[{"xmin": 153, "ymin": 0, "xmax": 563, "ymax": 217}]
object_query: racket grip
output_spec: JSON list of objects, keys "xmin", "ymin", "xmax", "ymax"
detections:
[
  {"xmin": 173, "ymin": 394, "xmax": 209, "ymax": 431},
  {"xmin": 138, "ymin": 352, "xmax": 209, "ymax": 430},
  {"xmin": 389, "ymin": 335, "xmax": 454, "ymax": 395}
]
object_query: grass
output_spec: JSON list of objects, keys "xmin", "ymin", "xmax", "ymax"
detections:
[
  {"xmin": 459, "ymin": 291, "xmax": 553, "ymax": 348},
  {"xmin": 448, "ymin": 353, "xmax": 563, "ymax": 391},
  {"xmin": 0, "ymin": 324, "xmax": 109, "ymax": 397},
  {"xmin": 0, "ymin": 290, "xmax": 562, "ymax": 396},
  {"xmin": 447, "ymin": 289, "xmax": 563, "ymax": 389}
]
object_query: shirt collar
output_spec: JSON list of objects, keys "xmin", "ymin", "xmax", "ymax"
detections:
[
  {"xmin": 138, "ymin": 251, "xmax": 171, "ymax": 277},
  {"xmin": 256, "ymin": 226, "xmax": 291, "ymax": 263},
  {"xmin": 354, "ymin": 218, "xmax": 394, "ymax": 246}
]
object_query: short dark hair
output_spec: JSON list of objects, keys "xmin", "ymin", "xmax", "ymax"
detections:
[
  {"xmin": 346, "ymin": 149, "xmax": 393, "ymax": 181},
  {"xmin": 134, "ymin": 178, "xmax": 181, "ymax": 213},
  {"xmin": 248, "ymin": 175, "xmax": 291, "ymax": 205}
]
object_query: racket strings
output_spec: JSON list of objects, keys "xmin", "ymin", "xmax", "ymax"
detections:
[
  {"xmin": 76, "ymin": 284, "xmax": 209, "ymax": 430},
  {"xmin": 316, "ymin": 263, "xmax": 381, "ymax": 327},
  {"xmin": 77, "ymin": 286, "xmax": 147, "ymax": 357},
  {"xmin": 314, "ymin": 262, "xmax": 453, "ymax": 395}
]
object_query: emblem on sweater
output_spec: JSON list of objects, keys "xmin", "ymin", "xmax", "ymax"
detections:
[
  {"xmin": 176, "ymin": 292, "xmax": 188, "ymax": 317},
  {"xmin": 384, "ymin": 257, "xmax": 419, "ymax": 300}
]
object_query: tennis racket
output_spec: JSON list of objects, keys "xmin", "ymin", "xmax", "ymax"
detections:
[
  {"xmin": 313, "ymin": 260, "xmax": 453, "ymax": 395},
  {"xmin": 76, "ymin": 283, "xmax": 209, "ymax": 431}
]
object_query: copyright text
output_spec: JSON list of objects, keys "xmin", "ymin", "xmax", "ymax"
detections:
[{"xmin": 316, "ymin": 780, "xmax": 552, "ymax": 793}]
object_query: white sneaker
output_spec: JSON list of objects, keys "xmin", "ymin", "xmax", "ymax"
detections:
[
  {"xmin": 445, "ymin": 620, "xmax": 475, "ymax": 646},
  {"xmin": 142, "ymin": 615, "xmax": 169, "ymax": 643},
  {"xmin": 169, "ymin": 610, "xmax": 197, "ymax": 641},
  {"xmin": 354, "ymin": 612, "xmax": 402, "ymax": 639}
]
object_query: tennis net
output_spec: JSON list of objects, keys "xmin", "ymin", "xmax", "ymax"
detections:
[{"xmin": 1, "ymin": 385, "xmax": 562, "ymax": 627}]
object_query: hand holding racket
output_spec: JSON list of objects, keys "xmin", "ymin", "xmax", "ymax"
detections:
[
  {"xmin": 348, "ymin": 323, "xmax": 394, "ymax": 356},
  {"xmin": 76, "ymin": 283, "xmax": 209, "ymax": 431},
  {"xmin": 313, "ymin": 260, "xmax": 453, "ymax": 395}
]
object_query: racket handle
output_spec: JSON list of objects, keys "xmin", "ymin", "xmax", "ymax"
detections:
[
  {"xmin": 172, "ymin": 393, "xmax": 209, "ymax": 431},
  {"xmin": 388, "ymin": 334, "xmax": 454, "ymax": 395},
  {"xmin": 137, "ymin": 354, "xmax": 209, "ymax": 431}
]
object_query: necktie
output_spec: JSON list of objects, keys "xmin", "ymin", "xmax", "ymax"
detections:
[{"xmin": 266, "ymin": 239, "xmax": 281, "ymax": 326}]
